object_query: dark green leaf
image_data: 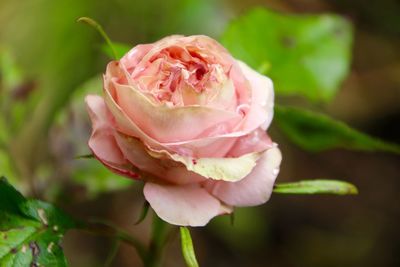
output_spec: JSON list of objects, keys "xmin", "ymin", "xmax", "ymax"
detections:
[
  {"xmin": 180, "ymin": 227, "xmax": 199, "ymax": 267},
  {"xmin": 74, "ymin": 154, "xmax": 94, "ymax": 159},
  {"xmin": 0, "ymin": 177, "xmax": 75, "ymax": 266},
  {"xmin": 221, "ymin": 8, "xmax": 353, "ymax": 102},
  {"xmin": 274, "ymin": 179, "xmax": 358, "ymax": 195},
  {"xmin": 134, "ymin": 201, "xmax": 150, "ymax": 225},
  {"xmin": 274, "ymin": 105, "xmax": 400, "ymax": 153}
]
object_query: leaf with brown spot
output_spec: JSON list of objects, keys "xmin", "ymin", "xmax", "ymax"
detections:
[{"xmin": 0, "ymin": 177, "xmax": 75, "ymax": 266}]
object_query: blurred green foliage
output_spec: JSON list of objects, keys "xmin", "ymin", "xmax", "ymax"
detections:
[
  {"xmin": 53, "ymin": 75, "xmax": 134, "ymax": 197},
  {"xmin": 221, "ymin": 8, "xmax": 353, "ymax": 102},
  {"xmin": 209, "ymin": 208, "xmax": 270, "ymax": 251},
  {"xmin": 274, "ymin": 105, "xmax": 400, "ymax": 153}
]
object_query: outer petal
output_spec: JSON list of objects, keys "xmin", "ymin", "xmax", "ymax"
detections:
[
  {"xmin": 114, "ymin": 131, "xmax": 258, "ymax": 184},
  {"xmin": 103, "ymin": 80, "xmax": 234, "ymax": 158},
  {"xmin": 167, "ymin": 151, "xmax": 262, "ymax": 182},
  {"xmin": 85, "ymin": 95, "xmax": 139, "ymax": 179},
  {"xmin": 146, "ymin": 140, "xmax": 269, "ymax": 182},
  {"xmin": 111, "ymin": 82, "xmax": 242, "ymax": 142},
  {"xmin": 102, "ymin": 78, "xmax": 163, "ymax": 149},
  {"xmin": 227, "ymin": 128, "xmax": 273, "ymax": 157},
  {"xmin": 236, "ymin": 60, "xmax": 275, "ymax": 131},
  {"xmin": 208, "ymin": 146, "xmax": 282, "ymax": 206},
  {"xmin": 114, "ymin": 133, "xmax": 206, "ymax": 185},
  {"xmin": 143, "ymin": 182, "xmax": 231, "ymax": 226}
]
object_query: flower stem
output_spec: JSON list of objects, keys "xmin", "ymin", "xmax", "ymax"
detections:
[
  {"xmin": 77, "ymin": 215, "xmax": 172, "ymax": 267},
  {"xmin": 144, "ymin": 215, "xmax": 170, "ymax": 267},
  {"xmin": 77, "ymin": 219, "xmax": 147, "ymax": 261},
  {"xmin": 104, "ymin": 239, "xmax": 120, "ymax": 267},
  {"xmin": 77, "ymin": 17, "xmax": 118, "ymax": 60}
]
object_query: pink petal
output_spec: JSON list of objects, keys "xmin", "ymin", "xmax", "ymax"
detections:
[
  {"xmin": 208, "ymin": 146, "xmax": 282, "ymax": 206},
  {"xmin": 227, "ymin": 128, "xmax": 273, "ymax": 157},
  {"xmin": 86, "ymin": 95, "xmax": 123, "ymax": 163},
  {"xmin": 102, "ymin": 76, "xmax": 165, "ymax": 149},
  {"xmin": 236, "ymin": 60, "xmax": 275, "ymax": 131},
  {"xmin": 144, "ymin": 182, "xmax": 231, "ymax": 226},
  {"xmin": 114, "ymin": 133, "xmax": 206, "ymax": 185},
  {"xmin": 104, "ymin": 80, "xmax": 236, "ymax": 158},
  {"xmin": 111, "ymin": 82, "xmax": 241, "ymax": 142},
  {"xmin": 85, "ymin": 95, "xmax": 139, "ymax": 179},
  {"xmin": 120, "ymin": 44, "xmax": 154, "ymax": 71}
]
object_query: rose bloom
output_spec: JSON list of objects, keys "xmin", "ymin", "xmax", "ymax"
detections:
[{"xmin": 86, "ymin": 35, "xmax": 282, "ymax": 226}]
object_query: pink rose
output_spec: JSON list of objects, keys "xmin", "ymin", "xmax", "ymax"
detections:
[{"xmin": 86, "ymin": 35, "xmax": 282, "ymax": 226}]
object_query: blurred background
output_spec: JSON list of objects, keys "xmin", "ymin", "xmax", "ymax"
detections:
[{"xmin": 0, "ymin": 0, "xmax": 399, "ymax": 266}]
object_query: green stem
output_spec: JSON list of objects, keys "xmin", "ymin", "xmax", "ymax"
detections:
[
  {"xmin": 76, "ymin": 219, "xmax": 147, "ymax": 262},
  {"xmin": 144, "ymin": 215, "xmax": 170, "ymax": 267},
  {"xmin": 76, "ymin": 215, "xmax": 172, "ymax": 267},
  {"xmin": 77, "ymin": 17, "xmax": 118, "ymax": 60},
  {"xmin": 104, "ymin": 239, "xmax": 120, "ymax": 267}
]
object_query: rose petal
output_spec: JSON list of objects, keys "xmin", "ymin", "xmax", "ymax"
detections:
[
  {"xmin": 120, "ymin": 44, "xmax": 153, "ymax": 71},
  {"xmin": 132, "ymin": 35, "xmax": 234, "ymax": 78},
  {"xmin": 86, "ymin": 95, "xmax": 124, "ymax": 163},
  {"xmin": 236, "ymin": 60, "xmax": 275, "ymax": 131},
  {"xmin": 227, "ymin": 128, "xmax": 273, "ymax": 157},
  {"xmin": 103, "ymin": 78, "xmax": 164, "ymax": 146},
  {"xmin": 208, "ymin": 146, "xmax": 282, "ymax": 206},
  {"xmin": 85, "ymin": 95, "xmax": 139, "ymax": 179},
  {"xmin": 147, "ymin": 147, "xmax": 263, "ymax": 182},
  {"xmin": 114, "ymin": 133, "xmax": 206, "ymax": 185},
  {"xmin": 143, "ymin": 182, "xmax": 231, "ymax": 226},
  {"xmin": 111, "ymin": 82, "xmax": 241, "ymax": 142},
  {"xmin": 103, "ymin": 81, "xmax": 240, "ymax": 158}
]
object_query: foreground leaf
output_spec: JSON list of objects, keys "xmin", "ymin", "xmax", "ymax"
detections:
[
  {"xmin": 274, "ymin": 179, "xmax": 358, "ymax": 195},
  {"xmin": 0, "ymin": 177, "xmax": 75, "ymax": 266},
  {"xmin": 180, "ymin": 227, "xmax": 199, "ymax": 267},
  {"xmin": 221, "ymin": 8, "xmax": 353, "ymax": 102},
  {"xmin": 274, "ymin": 105, "xmax": 400, "ymax": 154}
]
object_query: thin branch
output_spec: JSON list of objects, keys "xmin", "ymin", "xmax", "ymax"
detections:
[
  {"xmin": 77, "ymin": 17, "xmax": 118, "ymax": 60},
  {"xmin": 76, "ymin": 219, "xmax": 147, "ymax": 262}
]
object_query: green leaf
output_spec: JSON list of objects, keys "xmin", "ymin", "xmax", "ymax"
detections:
[
  {"xmin": 180, "ymin": 227, "xmax": 199, "ymax": 267},
  {"xmin": 0, "ymin": 177, "xmax": 75, "ymax": 266},
  {"xmin": 134, "ymin": 201, "xmax": 150, "ymax": 225},
  {"xmin": 221, "ymin": 8, "xmax": 353, "ymax": 102},
  {"xmin": 274, "ymin": 105, "xmax": 400, "ymax": 154},
  {"xmin": 101, "ymin": 42, "xmax": 131, "ymax": 60},
  {"xmin": 273, "ymin": 179, "xmax": 358, "ymax": 195}
]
